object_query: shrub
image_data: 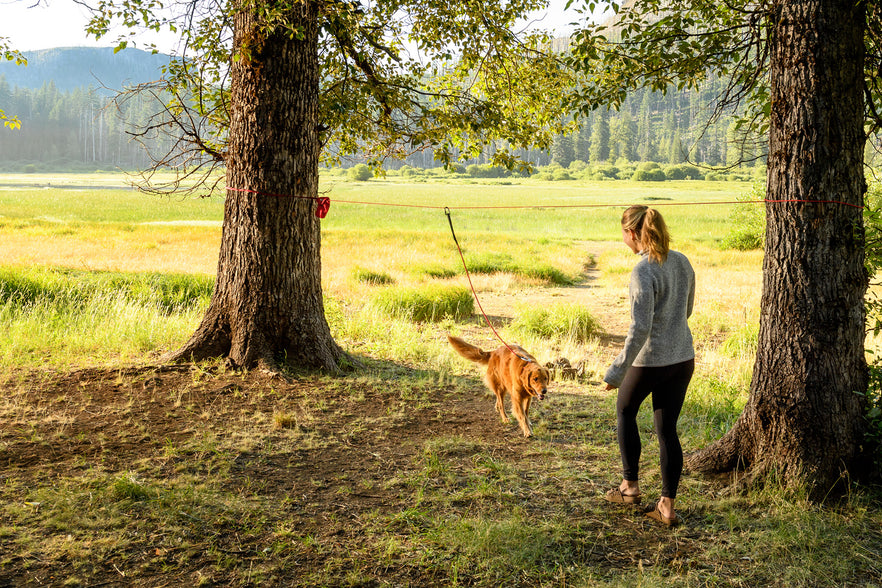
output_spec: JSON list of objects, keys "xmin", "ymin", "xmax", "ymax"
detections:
[
  {"xmin": 371, "ymin": 285, "xmax": 473, "ymax": 322},
  {"xmin": 568, "ymin": 160, "xmax": 588, "ymax": 173},
  {"xmin": 348, "ymin": 164, "xmax": 373, "ymax": 181},
  {"xmin": 720, "ymin": 181, "xmax": 766, "ymax": 250},
  {"xmin": 590, "ymin": 164, "xmax": 620, "ymax": 180},
  {"xmin": 664, "ymin": 164, "xmax": 703, "ymax": 180},
  {"xmin": 633, "ymin": 163, "xmax": 666, "ymax": 181},
  {"xmin": 551, "ymin": 169, "xmax": 574, "ymax": 181},
  {"xmin": 632, "ymin": 168, "xmax": 666, "ymax": 181},
  {"xmin": 352, "ymin": 267, "xmax": 395, "ymax": 285},
  {"xmin": 510, "ymin": 303, "xmax": 602, "ymax": 344},
  {"xmin": 722, "ymin": 230, "xmax": 764, "ymax": 251},
  {"xmin": 399, "ymin": 165, "xmax": 422, "ymax": 177}
]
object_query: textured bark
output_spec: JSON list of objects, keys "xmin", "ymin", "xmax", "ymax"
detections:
[
  {"xmin": 167, "ymin": 0, "xmax": 347, "ymax": 371},
  {"xmin": 687, "ymin": 0, "xmax": 869, "ymax": 495}
]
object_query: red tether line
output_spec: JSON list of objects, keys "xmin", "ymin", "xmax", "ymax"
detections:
[
  {"xmin": 329, "ymin": 198, "xmax": 863, "ymax": 210},
  {"xmin": 444, "ymin": 207, "xmax": 532, "ymax": 362}
]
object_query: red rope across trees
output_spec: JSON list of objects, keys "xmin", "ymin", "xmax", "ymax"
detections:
[
  {"xmin": 224, "ymin": 184, "xmax": 864, "ymax": 352},
  {"xmin": 225, "ymin": 185, "xmax": 865, "ymax": 217}
]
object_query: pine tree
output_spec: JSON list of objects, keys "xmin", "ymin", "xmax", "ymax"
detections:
[{"xmin": 590, "ymin": 108, "xmax": 610, "ymax": 162}]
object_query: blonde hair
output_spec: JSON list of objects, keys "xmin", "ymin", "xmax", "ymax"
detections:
[{"xmin": 621, "ymin": 205, "xmax": 670, "ymax": 263}]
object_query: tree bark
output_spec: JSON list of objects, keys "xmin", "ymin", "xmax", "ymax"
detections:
[
  {"xmin": 166, "ymin": 0, "xmax": 348, "ymax": 371},
  {"xmin": 687, "ymin": 0, "xmax": 869, "ymax": 495}
]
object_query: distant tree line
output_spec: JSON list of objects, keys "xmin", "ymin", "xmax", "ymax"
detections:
[
  {"xmin": 390, "ymin": 75, "xmax": 766, "ymax": 172},
  {"xmin": 2, "ymin": 72, "xmax": 766, "ymax": 174},
  {"xmin": 0, "ymin": 76, "xmax": 174, "ymax": 172}
]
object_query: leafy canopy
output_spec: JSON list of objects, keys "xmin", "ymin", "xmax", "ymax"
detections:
[
  {"xmin": 83, "ymin": 0, "xmax": 575, "ymax": 180},
  {"xmin": 565, "ymin": 0, "xmax": 772, "ymax": 137},
  {"xmin": 565, "ymin": 0, "xmax": 882, "ymax": 139}
]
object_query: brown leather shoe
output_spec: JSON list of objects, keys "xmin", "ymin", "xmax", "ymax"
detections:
[
  {"xmin": 604, "ymin": 487, "xmax": 642, "ymax": 504},
  {"xmin": 644, "ymin": 502, "xmax": 680, "ymax": 527}
]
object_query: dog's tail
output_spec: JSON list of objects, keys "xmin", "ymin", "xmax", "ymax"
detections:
[{"xmin": 447, "ymin": 335, "xmax": 491, "ymax": 365}]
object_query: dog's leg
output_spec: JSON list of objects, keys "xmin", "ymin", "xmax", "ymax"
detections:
[
  {"xmin": 495, "ymin": 394, "xmax": 507, "ymax": 422},
  {"xmin": 511, "ymin": 393, "xmax": 532, "ymax": 438},
  {"xmin": 486, "ymin": 375, "xmax": 509, "ymax": 423}
]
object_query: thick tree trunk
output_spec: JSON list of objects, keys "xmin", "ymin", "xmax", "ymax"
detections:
[
  {"xmin": 166, "ymin": 0, "xmax": 348, "ymax": 371},
  {"xmin": 687, "ymin": 0, "xmax": 869, "ymax": 495}
]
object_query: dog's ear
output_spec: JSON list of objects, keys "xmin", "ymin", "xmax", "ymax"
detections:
[{"xmin": 518, "ymin": 363, "xmax": 534, "ymax": 390}]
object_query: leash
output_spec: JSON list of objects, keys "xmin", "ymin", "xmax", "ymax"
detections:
[{"xmin": 444, "ymin": 207, "xmax": 533, "ymax": 363}]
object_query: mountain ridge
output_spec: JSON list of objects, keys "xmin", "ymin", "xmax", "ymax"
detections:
[{"xmin": 0, "ymin": 46, "xmax": 171, "ymax": 94}]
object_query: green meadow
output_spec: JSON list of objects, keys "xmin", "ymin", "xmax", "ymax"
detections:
[{"xmin": 0, "ymin": 171, "xmax": 879, "ymax": 587}]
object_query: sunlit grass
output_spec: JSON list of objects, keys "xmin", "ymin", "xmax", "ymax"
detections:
[
  {"xmin": 0, "ymin": 266, "xmax": 210, "ymax": 368},
  {"xmin": 0, "ymin": 173, "xmax": 766, "ymax": 384},
  {"xmin": 321, "ymin": 177, "xmax": 750, "ymax": 242},
  {"xmin": 509, "ymin": 302, "xmax": 603, "ymax": 344}
]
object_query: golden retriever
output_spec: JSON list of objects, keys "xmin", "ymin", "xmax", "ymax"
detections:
[{"xmin": 447, "ymin": 335, "xmax": 550, "ymax": 438}]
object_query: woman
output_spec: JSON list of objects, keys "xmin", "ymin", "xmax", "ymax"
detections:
[{"xmin": 602, "ymin": 205, "xmax": 695, "ymax": 528}]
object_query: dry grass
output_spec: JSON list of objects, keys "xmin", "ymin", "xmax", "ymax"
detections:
[{"xmin": 0, "ymin": 222, "xmax": 220, "ymax": 275}]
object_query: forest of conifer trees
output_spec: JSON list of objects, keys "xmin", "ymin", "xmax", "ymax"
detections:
[
  {"xmin": 0, "ymin": 76, "xmax": 173, "ymax": 172},
  {"xmin": 0, "ymin": 62, "xmax": 765, "ymax": 174}
]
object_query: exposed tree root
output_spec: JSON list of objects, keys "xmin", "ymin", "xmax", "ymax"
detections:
[
  {"xmin": 162, "ymin": 312, "xmax": 357, "ymax": 375},
  {"xmin": 685, "ymin": 420, "xmax": 751, "ymax": 476}
]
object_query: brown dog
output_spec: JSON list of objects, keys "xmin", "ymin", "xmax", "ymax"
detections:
[{"xmin": 447, "ymin": 335, "xmax": 550, "ymax": 438}]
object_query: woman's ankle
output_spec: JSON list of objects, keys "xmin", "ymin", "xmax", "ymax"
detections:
[
  {"xmin": 620, "ymin": 480, "xmax": 640, "ymax": 496},
  {"xmin": 658, "ymin": 496, "xmax": 676, "ymax": 517}
]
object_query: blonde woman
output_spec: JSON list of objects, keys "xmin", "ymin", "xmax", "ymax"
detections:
[{"xmin": 602, "ymin": 205, "xmax": 695, "ymax": 527}]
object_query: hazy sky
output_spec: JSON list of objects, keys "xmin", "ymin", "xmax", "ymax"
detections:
[{"xmin": 3, "ymin": 0, "xmax": 594, "ymax": 53}]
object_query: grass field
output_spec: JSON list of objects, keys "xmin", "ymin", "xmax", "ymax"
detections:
[{"xmin": 0, "ymin": 172, "xmax": 880, "ymax": 587}]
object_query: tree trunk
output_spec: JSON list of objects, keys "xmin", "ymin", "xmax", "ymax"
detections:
[
  {"xmin": 166, "ymin": 0, "xmax": 348, "ymax": 372},
  {"xmin": 687, "ymin": 0, "xmax": 869, "ymax": 495}
]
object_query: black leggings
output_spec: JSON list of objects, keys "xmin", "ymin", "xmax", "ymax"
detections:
[{"xmin": 616, "ymin": 359, "xmax": 694, "ymax": 499}]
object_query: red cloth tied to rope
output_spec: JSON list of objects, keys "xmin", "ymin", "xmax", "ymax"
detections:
[{"xmin": 315, "ymin": 197, "xmax": 330, "ymax": 218}]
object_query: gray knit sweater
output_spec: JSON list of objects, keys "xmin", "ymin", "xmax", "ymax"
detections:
[{"xmin": 603, "ymin": 250, "xmax": 695, "ymax": 388}]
